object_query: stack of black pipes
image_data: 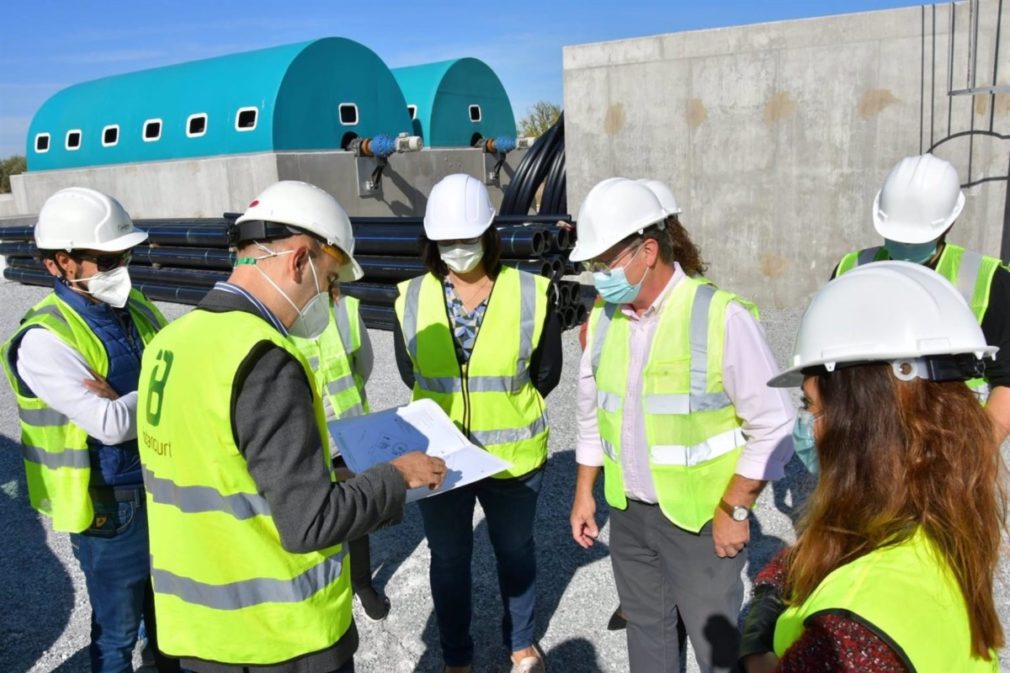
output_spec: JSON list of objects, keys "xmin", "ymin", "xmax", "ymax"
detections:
[{"xmin": 0, "ymin": 214, "xmax": 590, "ymax": 331}]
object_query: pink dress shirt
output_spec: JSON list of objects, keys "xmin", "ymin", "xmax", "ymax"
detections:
[{"xmin": 575, "ymin": 263, "xmax": 795, "ymax": 502}]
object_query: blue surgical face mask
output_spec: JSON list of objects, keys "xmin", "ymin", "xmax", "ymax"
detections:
[
  {"xmin": 792, "ymin": 409, "xmax": 821, "ymax": 475},
  {"xmin": 884, "ymin": 239, "xmax": 938, "ymax": 264},
  {"xmin": 593, "ymin": 246, "xmax": 650, "ymax": 304}
]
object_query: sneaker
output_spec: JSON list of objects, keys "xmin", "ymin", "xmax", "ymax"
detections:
[{"xmin": 355, "ymin": 587, "xmax": 391, "ymax": 621}]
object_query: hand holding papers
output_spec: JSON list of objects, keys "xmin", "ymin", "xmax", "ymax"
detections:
[{"xmin": 328, "ymin": 399, "xmax": 513, "ymax": 502}]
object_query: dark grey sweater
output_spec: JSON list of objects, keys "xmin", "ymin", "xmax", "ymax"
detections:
[{"xmin": 180, "ymin": 287, "xmax": 406, "ymax": 673}]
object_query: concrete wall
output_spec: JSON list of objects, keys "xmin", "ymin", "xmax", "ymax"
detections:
[
  {"xmin": 0, "ymin": 195, "xmax": 18, "ymax": 218},
  {"xmin": 7, "ymin": 148, "xmax": 525, "ymax": 219},
  {"xmin": 564, "ymin": 2, "xmax": 1010, "ymax": 308}
]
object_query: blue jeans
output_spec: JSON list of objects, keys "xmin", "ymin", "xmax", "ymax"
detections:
[
  {"xmin": 418, "ymin": 467, "xmax": 544, "ymax": 667},
  {"xmin": 70, "ymin": 496, "xmax": 159, "ymax": 673}
]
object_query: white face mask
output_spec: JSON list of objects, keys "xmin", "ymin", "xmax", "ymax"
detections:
[
  {"xmin": 69, "ymin": 266, "xmax": 132, "ymax": 308},
  {"xmin": 438, "ymin": 240, "xmax": 484, "ymax": 274},
  {"xmin": 251, "ymin": 243, "xmax": 331, "ymax": 339}
]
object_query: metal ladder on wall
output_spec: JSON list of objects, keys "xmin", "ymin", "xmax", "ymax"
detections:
[{"xmin": 922, "ymin": 0, "xmax": 1010, "ymax": 259}]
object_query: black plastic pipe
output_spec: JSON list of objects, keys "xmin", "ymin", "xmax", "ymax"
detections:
[
  {"xmin": 340, "ymin": 282, "xmax": 399, "ymax": 306},
  {"xmin": 2, "ymin": 265, "xmax": 211, "ymax": 306},
  {"xmin": 0, "ymin": 242, "xmax": 35, "ymax": 257},
  {"xmin": 126, "ymin": 265, "xmax": 227, "ymax": 288},
  {"xmin": 132, "ymin": 246, "xmax": 235, "ymax": 269}
]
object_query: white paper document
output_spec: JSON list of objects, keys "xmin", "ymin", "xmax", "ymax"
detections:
[{"xmin": 327, "ymin": 399, "xmax": 513, "ymax": 502}]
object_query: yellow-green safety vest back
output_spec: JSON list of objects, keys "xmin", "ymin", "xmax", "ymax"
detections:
[
  {"xmin": 137, "ymin": 308, "xmax": 351, "ymax": 664},
  {"xmin": 394, "ymin": 267, "xmax": 550, "ymax": 479},
  {"xmin": 773, "ymin": 529, "xmax": 997, "ymax": 672},
  {"xmin": 587, "ymin": 275, "xmax": 757, "ymax": 532},
  {"xmin": 0, "ymin": 289, "xmax": 166, "ymax": 532},
  {"xmin": 836, "ymin": 243, "xmax": 999, "ymax": 398},
  {"xmin": 292, "ymin": 296, "xmax": 368, "ymax": 420}
]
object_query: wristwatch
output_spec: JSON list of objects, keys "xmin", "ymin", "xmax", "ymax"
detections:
[{"xmin": 719, "ymin": 498, "xmax": 750, "ymax": 522}]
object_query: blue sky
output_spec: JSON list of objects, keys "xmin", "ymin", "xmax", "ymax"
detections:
[{"xmin": 0, "ymin": 0, "xmax": 921, "ymax": 158}]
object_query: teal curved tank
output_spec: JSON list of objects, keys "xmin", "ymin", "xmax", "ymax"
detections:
[
  {"xmin": 392, "ymin": 58, "xmax": 515, "ymax": 148},
  {"xmin": 27, "ymin": 37, "xmax": 412, "ymax": 171}
]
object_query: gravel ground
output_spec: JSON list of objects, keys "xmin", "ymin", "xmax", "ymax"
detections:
[{"xmin": 0, "ymin": 278, "xmax": 1007, "ymax": 672}]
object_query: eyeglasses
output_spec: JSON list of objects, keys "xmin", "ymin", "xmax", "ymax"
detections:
[
  {"xmin": 582, "ymin": 243, "xmax": 641, "ymax": 274},
  {"xmin": 72, "ymin": 251, "xmax": 132, "ymax": 272}
]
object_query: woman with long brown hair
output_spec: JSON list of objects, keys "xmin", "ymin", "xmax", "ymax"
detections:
[{"xmin": 740, "ymin": 261, "xmax": 1007, "ymax": 672}]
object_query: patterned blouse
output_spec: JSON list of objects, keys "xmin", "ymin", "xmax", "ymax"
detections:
[
  {"xmin": 443, "ymin": 277, "xmax": 489, "ymax": 364},
  {"xmin": 752, "ymin": 551, "xmax": 909, "ymax": 672}
]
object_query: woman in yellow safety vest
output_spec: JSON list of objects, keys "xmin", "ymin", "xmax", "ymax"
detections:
[
  {"xmin": 740, "ymin": 261, "xmax": 1006, "ymax": 673},
  {"xmin": 393, "ymin": 174, "xmax": 563, "ymax": 673}
]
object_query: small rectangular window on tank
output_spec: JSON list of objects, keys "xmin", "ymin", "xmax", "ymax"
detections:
[
  {"xmin": 187, "ymin": 113, "xmax": 208, "ymax": 138},
  {"xmin": 469, "ymin": 105, "xmax": 482, "ymax": 122},
  {"xmin": 236, "ymin": 107, "xmax": 258, "ymax": 131},
  {"xmin": 35, "ymin": 133, "xmax": 51, "ymax": 153},
  {"xmin": 338, "ymin": 103, "xmax": 359, "ymax": 126},
  {"xmin": 407, "ymin": 105, "xmax": 417, "ymax": 120},
  {"xmin": 143, "ymin": 119, "xmax": 162, "ymax": 142},
  {"xmin": 102, "ymin": 125, "xmax": 119, "ymax": 147},
  {"xmin": 65, "ymin": 130, "xmax": 82, "ymax": 150}
]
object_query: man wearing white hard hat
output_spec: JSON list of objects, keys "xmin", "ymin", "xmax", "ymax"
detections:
[
  {"xmin": 568, "ymin": 178, "xmax": 795, "ymax": 673},
  {"xmin": 136, "ymin": 180, "xmax": 447, "ymax": 673},
  {"xmin": 1, "ymin": 187, "xmax": 174, "ymax": 672},
  {"xmin": 833, "ymin": 153, "xmax": 1010, "ymax": 443}
]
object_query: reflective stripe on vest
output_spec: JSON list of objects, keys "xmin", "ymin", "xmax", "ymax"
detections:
[
  {"xmin": 395, "ymin": 268, "xmax": 550, "ymax": 478},
  {"xmin": 588, "ymin": 276, "xmax": 751, "ymax": 532},
  {"xmin": 470, "ymin": 412, "xmax": 548, "ymax": 447},
  {"xmin": 651, "ymin": 427, "xmax": 745, "ymax": 467},
  {"xmin": 18, "ymin": 407, "xmax": 70, "ymax": 426},
  {"xmin": 293, "ymin": 298, "xmax": 367, "ymax": 422},
  {"xmin": 152, "ymin": 549, "xmax": 347, "ymax": 611},
  {"xmin": 143, "ymin": 466, "xmax": 270, "ymax": 520},
  {"xmin": 1, "ymin": 290, "xmax": 165, "ymax": 533},
  {"xmin": 592, "ymin": 283, "xmax": 734, "ymax": 415},
  {"xmin": 858, "ymin": 246, "xmax": 882, "ymax": 266},
  {"xmin": 22, "ymin": 443, "xmax": 91, "ymax": 468},
  {"xmin": 773, "ymin": 529, "xmax": 998, "ymax": 672}
]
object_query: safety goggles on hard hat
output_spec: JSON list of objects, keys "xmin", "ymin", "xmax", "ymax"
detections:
[
  {"xmin": 319, "ymin": 242, "xmax": 345, "ymax": 264},
  {"xmin": 71, "ymin": 250, "xmax": 132, "ymax": 272}
]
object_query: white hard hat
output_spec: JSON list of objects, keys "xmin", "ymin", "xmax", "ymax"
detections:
[
  {"xmin": 570, "ymin": 178, "xmax": 667, "ymax": 262},
  {"xmin": 872, "ymin": 154, "xmax": 965, "ymax": 244},
  {"xmin": 34, "ymin": 187, "xmax": 147, "ymax": 252},
  {"xmin": 236, "ymin": 180, "xmax": 363, "ymax": 282},
  {"xmin": 637, "ymin": 179, "xmax": 682, "ymax": 216},
  {"xmin": 769, "ymin": 261, "xmax": 995, "ymax": 387},
  {"xmin": 423, "ymin": 173, "xmax": 496, "ymax": 241}
]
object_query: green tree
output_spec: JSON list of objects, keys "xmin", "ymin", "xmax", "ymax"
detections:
[
  {"xmin": 517, "ymin": 101, "xmax": 561, "ymax": 138},
  {"xmin": 0, "ymin": 155, "xmax": 26, "ymax": 194}
]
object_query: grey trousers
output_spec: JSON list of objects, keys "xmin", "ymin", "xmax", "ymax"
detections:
[{"xmin": 610, "ymin": 500, "xmax": 745, "ymax": 673}]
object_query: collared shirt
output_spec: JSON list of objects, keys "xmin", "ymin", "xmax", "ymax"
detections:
[
  {"xmin": 575, "ymin": 263, "xmax": 795, "ymax": 501},
  {"xmin": 212, "ymin": 281, "xmax": 288, "ymax": 335}
]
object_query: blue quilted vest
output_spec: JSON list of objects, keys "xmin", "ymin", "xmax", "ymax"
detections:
[{"xmin": 16, "ymin": 281, "xmax": 146, "ymax": 487}]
